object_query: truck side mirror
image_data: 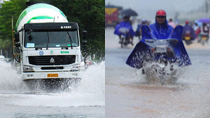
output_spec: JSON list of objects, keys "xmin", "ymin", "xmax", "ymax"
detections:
[
  {"xmin": 15, "ymin": 43, "xmax": 20, "ymax": 47},
  {"xmin": 15, "ymin": 33, "xmax": 19, "ymax": 42},
  {"xmin": 82, "ymin": 30, "xmax": 87, "ymax": 39}
]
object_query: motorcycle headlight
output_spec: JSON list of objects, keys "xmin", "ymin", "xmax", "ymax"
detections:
[{"xmin": 23, "ymin": 66, "xmax": 33, "ymax": 72}]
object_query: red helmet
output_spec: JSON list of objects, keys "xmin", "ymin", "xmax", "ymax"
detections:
[
  {"xmin": 185, "ymin": 20, "xmax": 189, "ymax": 24},
  {"xmin": 156, "ymin": 10, "xmax": 166, "ymax": 16}
]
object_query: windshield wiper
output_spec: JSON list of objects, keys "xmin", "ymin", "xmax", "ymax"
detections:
[
  {"xmin": 46, "ymin": 32, "xmax": 49, "ymax": 50},
  {"xmin": 35, "ymin": 47, "xmax": 42, "ymax": 50},
  {"xmin": 61, "ymin": 46, "xmax": 68, "ymax": 49},
  {"xmin": 67, "ymin": 31, "xmax": 73, "ymax": 49}
]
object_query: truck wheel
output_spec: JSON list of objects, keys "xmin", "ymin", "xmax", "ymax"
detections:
[{"xmin": 24, "ymin": 80, "xmax": 45, "ymax": 90}]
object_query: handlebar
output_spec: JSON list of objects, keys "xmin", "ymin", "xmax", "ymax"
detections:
[{"xmin": 145, "ymin": 39, "xmax": 179, "ymax": 43}]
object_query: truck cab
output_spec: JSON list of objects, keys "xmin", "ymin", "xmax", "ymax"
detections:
[{"xmin": 15, "ymin": 22, "xmax": 85, "ymax": 80}]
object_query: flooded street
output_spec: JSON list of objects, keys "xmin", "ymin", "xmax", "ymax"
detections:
[
  {"xmin": 0, "ymin": 60, "xmax": 105, "ymax": 118},
  {"xmin": 105, "ymin": 27, "xmax": 210, "ymax": 118}
]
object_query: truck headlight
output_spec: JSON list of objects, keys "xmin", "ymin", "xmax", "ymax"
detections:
[
  {"xmin": 72, "ymin": 64, "xmax": 81, "ymax": 69},
  {"xmin": 23, "ymin": 66, "xmax": 33, "ymax": 72}
]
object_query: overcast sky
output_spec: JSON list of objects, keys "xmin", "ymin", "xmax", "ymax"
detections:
[{"xmin": 105, "ymin": 0, "xmax": 207, "ymax": 21}]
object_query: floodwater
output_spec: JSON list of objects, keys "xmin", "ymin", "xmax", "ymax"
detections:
[
  {"xmin": 0, "ymin": 60, "xmax": 105, "ymax": 118},
  {"xmin": 105, "ymin": 27, "xmax": 210, "ymax": 118}
]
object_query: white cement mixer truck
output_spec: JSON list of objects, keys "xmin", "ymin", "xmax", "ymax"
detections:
[{"xmin": 13, "ymin": 3, "xmax": 87, "ymax": 81}]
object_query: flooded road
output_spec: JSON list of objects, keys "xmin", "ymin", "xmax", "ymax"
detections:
[
  {"xmin": 105, "ymin": 27, "xmax": 210, "ymax": 118},
  {"xmin": 0, "ymin": 60, "xmax": 105, "ymax": 118}
]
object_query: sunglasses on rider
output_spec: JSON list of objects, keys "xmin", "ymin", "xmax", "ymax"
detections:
[{"xmin": 156, "ymin": 16, "xmax": 166, "ymax": 18}]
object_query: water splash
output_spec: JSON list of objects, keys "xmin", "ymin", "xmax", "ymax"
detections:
[
  {"xmin": 0, "ymin": 60, "xmax": 105, "ymax": 107},
  {"xmin": 0, "ymin": 60, "xmax": 24, "ymax": 92},
  {"xmin": 72, "ymin": 61, "xmax": 105, "ymax": 103}
]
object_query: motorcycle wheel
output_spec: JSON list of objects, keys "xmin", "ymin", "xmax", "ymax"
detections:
[
  {"xmin": 201, "ymin": 40, "xmax": 205, "ymax": 46},
  {"xmin": 185, "ymin": 40, "xmax": 192, "ymax": 45},
  {"xmin": 124, "ymin": 38, "xmax": 130, "ymax": 46},
  {"xmin": 159, "ymin": 67, "xmax": 166, "ymax": 85},
  {"xmin": 121, "ymin": 37, "xmax": 124, "ymax": 48}
]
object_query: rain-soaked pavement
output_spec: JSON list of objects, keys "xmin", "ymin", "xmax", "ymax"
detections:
[
  {"xmin": 105, "ymin": 27, "xmax": 210, "ymax": 118},
  {"xmin": 0, "ymin": 60, "xmax": 105, "ymax": 118}
]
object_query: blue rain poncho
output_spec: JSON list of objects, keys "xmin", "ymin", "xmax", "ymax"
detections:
[
  {"xmin": 126, "ymin": 20, "xmax": 191, "ymax": 69},
  {"xmin": 114, "ymin": 21, "xmax": 135, "ymax": 37}
]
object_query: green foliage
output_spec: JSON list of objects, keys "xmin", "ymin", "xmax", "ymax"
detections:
[
  {"xmin": 0, "ymin": 0, "xmax": 27, "ymax": 52},
  {"xmin": 0, "ymin": 0, "xmax": 27, "ymax": 39}
]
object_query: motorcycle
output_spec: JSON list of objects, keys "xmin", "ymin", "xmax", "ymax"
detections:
[
  {"xmin": 183, "ymin": 30, "xmax": 193, "ymax": 45},
  {"xmin": 119, "ymin": 27, "xmax": 131, "ymax": 48},
  {"xmin": 126, "ymin": 25, "xmax": 191, "ymax": 85},
  {"xmin": 200, "ymin": 34, "xmax": 209, "ymax": 46},
  {"xmin": 142, "ymin": 39, "xmax": 179, "ymax": 85}
]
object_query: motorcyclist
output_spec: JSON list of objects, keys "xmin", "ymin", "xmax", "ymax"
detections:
[
  {"xmin": 193, "ymin": 23, "xmax": 199, "ymax": 32},
  {"xmin": 168, "ymin": 18, "xmax": 176, "ymax": 28},
  {"xmin": 135, "ymin": 19, "xmax": 147, "ymax": 40},
  {"xmin": 181, "ymin": 20, "xmax": 196, "ymax": 44},
  {"xmin": 114, "ymin": 15, "xmax": 135, "ymax": 45},
  {"xmin": 193, "ymin": 22, "xmax": 199, "ymax": 38},
  {"xmin": 148, "ymin": 9, "xmax": 174, "ymax": 39},
  {"xmin": 126, "ymin": 10, "xmax": 191, "ymax": 69}
]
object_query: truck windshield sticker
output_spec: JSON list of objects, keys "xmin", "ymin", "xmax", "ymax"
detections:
[
  {"xmin": 26, "ymin": 43, "xmax": 35, "ymax": 47},
  {"xmin": 61, "ymin": 51, "xmax": 69, "ymax": 54}
]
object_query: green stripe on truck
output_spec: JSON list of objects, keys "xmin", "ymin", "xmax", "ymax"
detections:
[{"xmin": 27, "ymin": 16, "xmax": 54, "ymax": 23}]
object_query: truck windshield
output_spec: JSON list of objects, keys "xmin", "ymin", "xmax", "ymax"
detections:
[{"xmin": 24, "ymin": 30, "xmax": 79, "ymax": 48}]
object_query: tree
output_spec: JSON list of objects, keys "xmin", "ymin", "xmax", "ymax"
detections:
[{"xmin": 0, "ymin": 0, "xmax": 27, "ymax": 57}]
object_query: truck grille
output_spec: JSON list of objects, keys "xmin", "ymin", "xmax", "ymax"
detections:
[{"xmin": 29, "ymin": 55, "xmax": 76, "ymax": 65}]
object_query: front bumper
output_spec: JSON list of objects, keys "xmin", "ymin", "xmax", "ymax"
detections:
[{"xmin": 22, "ymin": 71, "xmax": 82, "ymax": 80}]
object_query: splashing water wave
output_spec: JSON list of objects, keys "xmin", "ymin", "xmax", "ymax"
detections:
[{"xmin": 0, "ymin": 60, "xmax": 105, "ymax": 107}]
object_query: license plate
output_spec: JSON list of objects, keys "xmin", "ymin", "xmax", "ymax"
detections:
[
  {"xmin": 47, "ymin": 73, "xmax": 58, "ymax": 77},
  {"xmin": 185, "ymin": 37, "xmax": 190, "ymax": 40},
  {"xmin": 202, "ymin": 37, "xmax": 207, "ymax": 40},
  {"xmin": 156, "ymin": 47, "xmax": 166, "ymax": 53}
]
